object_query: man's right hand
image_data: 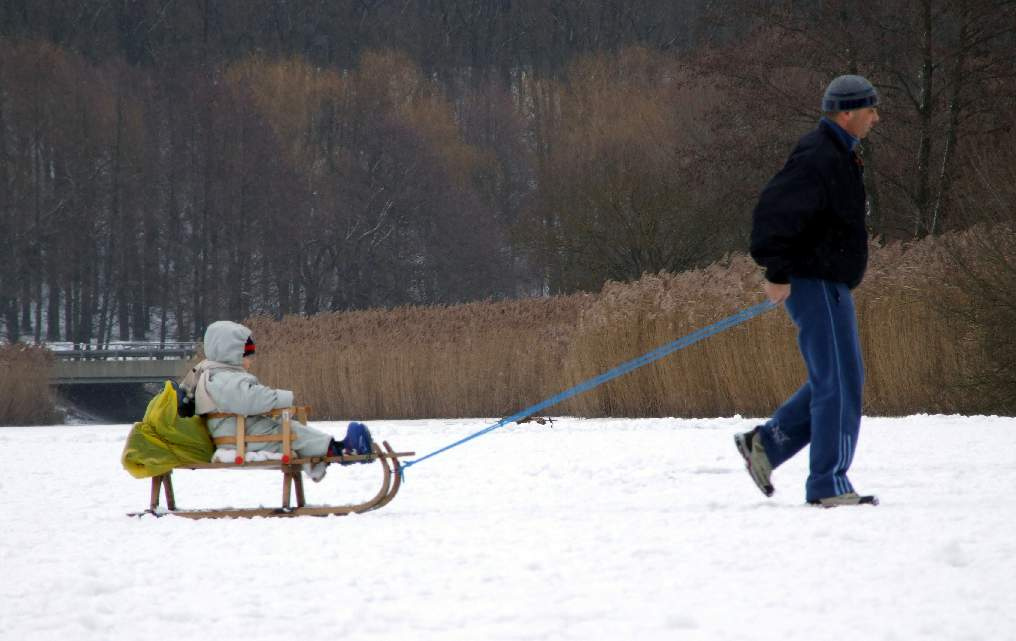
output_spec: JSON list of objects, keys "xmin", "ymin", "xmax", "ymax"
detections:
[{"xmin": 764, "ymin": 281, "xmax": 791, "ymax": 304}]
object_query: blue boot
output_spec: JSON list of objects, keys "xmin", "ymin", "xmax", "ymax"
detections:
[{"xmin": 340, "ymin": 422, "xmax": 374, "ymax": 464}]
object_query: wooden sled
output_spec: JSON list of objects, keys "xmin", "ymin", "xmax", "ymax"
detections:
[{"xmin": 129, "ymin": 406, "xmax": 413, "ymax": 519}]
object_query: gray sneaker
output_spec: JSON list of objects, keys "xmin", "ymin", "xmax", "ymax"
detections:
[
  {"xmin": 734, "ymin": 427, "xmax": 774, "ymax": 497},
  {"xmin": 808, "ymin": 492, "xmax": 879, "ymax": 507}
]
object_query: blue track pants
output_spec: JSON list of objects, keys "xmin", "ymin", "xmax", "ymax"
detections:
[{"xmin": 758, "ymin": 278, "xmax": 864, "ymax": 501}]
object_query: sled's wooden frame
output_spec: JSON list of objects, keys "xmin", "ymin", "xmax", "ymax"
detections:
[{"xmin": 131, "ymin": 406, "xmax": 413, "ymax": 519}]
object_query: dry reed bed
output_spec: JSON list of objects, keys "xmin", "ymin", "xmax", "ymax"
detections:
[
  {"xmin": 0, "ymin": 345, "xmax": 57, "ymax": 426},
  {"xmin": 248, "ymin": 227, "xmax": 1001, "ymax": 420},
  {"xmin": 247, "ymin": 295, "xmax": 595, "ymax": 419},
  {"xmin": 3, "ymin": 227, "xmax": 996, "ymax": 427}
]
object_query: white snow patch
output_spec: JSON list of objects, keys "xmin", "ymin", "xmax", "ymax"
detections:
[{"xmin": 1, "ymin": 415, "xmax": 1015, "ymax": 641}]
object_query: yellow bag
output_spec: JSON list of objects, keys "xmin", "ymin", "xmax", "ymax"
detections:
[{"xmin": 121, "ymin": 381, "xmax": 214, "ymax": 478}]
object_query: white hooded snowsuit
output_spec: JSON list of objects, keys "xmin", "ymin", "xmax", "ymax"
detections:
[{"xmin": 187, "ymin": 320, "xmax": 332, "ymax": 460}]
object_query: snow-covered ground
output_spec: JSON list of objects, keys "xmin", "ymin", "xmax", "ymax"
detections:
[{"xmin": 2, "ymin": 415, "xmax": 1014, "ymax": 641}]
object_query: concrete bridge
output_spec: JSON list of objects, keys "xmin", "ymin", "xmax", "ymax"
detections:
[{"xmin": 49, "ymin": 343, "xmax": 198, "ymax": 385}]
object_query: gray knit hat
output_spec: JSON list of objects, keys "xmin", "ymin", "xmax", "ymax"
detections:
[{"xmin": 822, "ymin": 75, "xmax": 879, "ymax": 112}]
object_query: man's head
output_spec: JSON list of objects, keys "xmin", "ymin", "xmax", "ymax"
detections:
[{"xmin": 822, "ymin": 74, "xmax": 880, "ymax": 140}]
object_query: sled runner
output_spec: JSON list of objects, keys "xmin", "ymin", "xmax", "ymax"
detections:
[{"xmin": 127, "ymin": 406, "xmax": 413, "ymax": 519}]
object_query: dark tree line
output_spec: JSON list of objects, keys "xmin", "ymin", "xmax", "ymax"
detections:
[
  {"xmin": 0, "ymin": 45, "xmax": 522, "ymax": 344},
  {"xmin": 0, "ymin": 0, "xmax": 710, "ymax": 72},
  {"xmin": 1, "ymin": 0, "xmax": 1013, "ymax": 344}
]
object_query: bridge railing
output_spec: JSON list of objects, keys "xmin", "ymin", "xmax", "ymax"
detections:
[{"xmin": 47, "ymin": 342, "xmax": 199, "ymax": 361}]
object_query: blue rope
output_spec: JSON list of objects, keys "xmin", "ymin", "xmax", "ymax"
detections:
[{"xmin": 399, "ymin": 299, "xmax": 777, "ymax": 475}]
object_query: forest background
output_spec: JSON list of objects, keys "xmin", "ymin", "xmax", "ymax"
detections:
[{"xmin": 1, "ymin": 1, "xmax": 1014, "ymax": 423}]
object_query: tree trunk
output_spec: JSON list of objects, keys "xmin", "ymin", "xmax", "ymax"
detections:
[
  {"xmin": 862, "ymin": 140, "xmax": 885, "ymax": 242},
  {"xmin": 0, "ymin": 87, "xmax": 15, "ymax": 341},
  {"xmin": 31, "ymin": 87, "xmax": 43, "ymax": 344},
  {"xmin": 46, "ymin": 279, "xmax": 60, "ymax": 341},
  {"xmin": 929, "ymin": 2, "xmax": 969, "ymax": 235},
  {"xmin": 63, "ymin": 277, "xmax": 74, "ymax": 342},
  {"xmin": 112, "ymin": 86, "xmax": 130, "ymax": 342},
  {"xmin": 912, "ymin": 0, "xmax": 935, "ymax": 238}
]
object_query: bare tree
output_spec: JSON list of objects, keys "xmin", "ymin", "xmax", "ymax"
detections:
[{"xmin": 699, "ymin": 0, "xmax": 1016, "ymax": 241}]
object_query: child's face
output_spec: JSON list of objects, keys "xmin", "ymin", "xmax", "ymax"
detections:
[{"xmin": 242, "ymin": 356, "xmax": 253, "ymax": 371}]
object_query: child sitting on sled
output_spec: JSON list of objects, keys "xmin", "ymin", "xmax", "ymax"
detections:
[{"xmin": 180, "ymin": 320, "xmax": 372, "ymax": 481}]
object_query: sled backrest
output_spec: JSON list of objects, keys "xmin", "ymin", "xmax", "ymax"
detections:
[{"xmin": 204, "ymin": 406, "xmax": 311, "ymax": 464}]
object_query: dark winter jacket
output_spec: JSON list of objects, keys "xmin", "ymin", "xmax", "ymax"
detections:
[{"xmin": 750, "ymin": 119, "xmax": 869, "ymax": 289}]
